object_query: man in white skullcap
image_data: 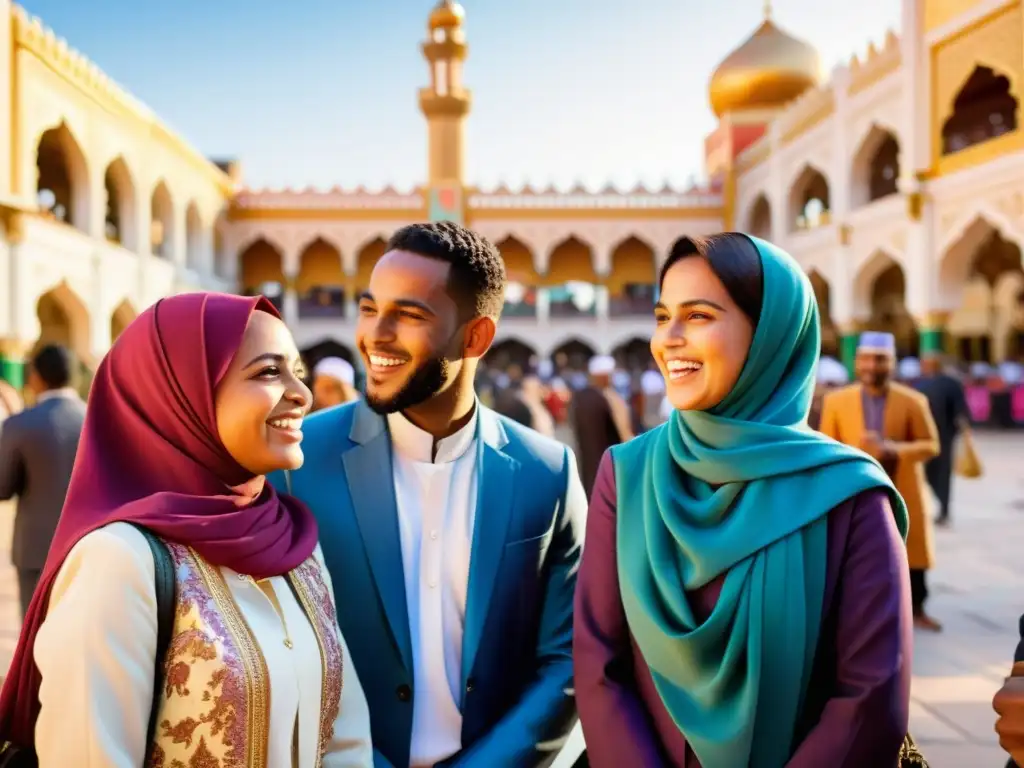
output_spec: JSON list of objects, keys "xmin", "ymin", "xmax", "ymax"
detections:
[
  {"xmin": 570, "ymin": 355, "xmax": 634, "ymax": 497},
  {"xmin": 819, "ymin": 331, "xmax": 943, "ymax": 631},
  {"xmin": 312, "ymin": 356, "xmax": 359, "ymax": 412}
]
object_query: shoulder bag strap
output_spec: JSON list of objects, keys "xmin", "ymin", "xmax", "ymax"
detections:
[{"xmin": 128, "ymin": 523, "xmax": 176, "ymax": 753}]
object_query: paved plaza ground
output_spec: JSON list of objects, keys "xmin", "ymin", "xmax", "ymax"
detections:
[{"xmin": 0, "ymin": 430, "xmax": 1022, "ymax": 765}]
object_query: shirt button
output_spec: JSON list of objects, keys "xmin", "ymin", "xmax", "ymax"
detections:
[
  {"xmin": 396, "ymin": 684, "xmax": 412, "ymax": 702},
  {"xmin": 428, "ymin": 580, "xmax": 437, "ymax": 588},
  {"xmin": 466, "ymin": 678, "xmax": 475, "ymax": 693},
  {"xmin": 430, "ymin": 530, "xmax": 438, "ymax": 540}
]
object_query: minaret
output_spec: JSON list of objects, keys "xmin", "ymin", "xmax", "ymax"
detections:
[{"xmin": 419, "ymin": 0, "xmax": 470, "ymax": 223}]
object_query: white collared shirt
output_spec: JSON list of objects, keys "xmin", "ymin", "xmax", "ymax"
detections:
[{"xmin": 387, "ymin": 406, "xmax": 480, "ymax": 768}]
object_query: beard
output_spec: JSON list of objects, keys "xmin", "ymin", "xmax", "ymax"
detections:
[{"xmin": 365, "ymin": 353, "xmax": 451, "ymax": 414}]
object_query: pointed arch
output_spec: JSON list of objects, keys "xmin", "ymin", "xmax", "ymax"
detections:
[
  {"xmin": 544, "ymin": 236, "xmax": 596, "ymax": 285},
  {"xmin": 608, "ymin": 235, "xmax": 656, "ymax": 317},
  {"xmin": 549, "ymin": 337, "xmax": 597, "ymax": 368},
  {"xmin": 496, "ymin": 236, "xmax": 538, "ymax": 318},
  {"xmin": 35, "ymin": 281, "xmax": 92, "ymax": 367},
  {"xmin": 787, "ymin": 164, "xmax": 831, "ymax": 231},
  {"xmin": 150, "ymin": 181, "xmax": 175, "ymax": 259},
  {"xmin": 744, "ymin": 193, "xmax": 772, "ymax": 240},
  {"xmin": 850, "ymin": 124, "xmax": 900, "ymax": 207},
  {"xmin": 35, "ymin": 122, "xmax": 91, "ymax": 232},
  {"xmin": 110, "ymin": 299, "xmax": 137, "ymax": 343},
  {"xmin": 355, "ymin": 237, "xmax": 388, "ymax": 294},
  {"xmin": 939, "ymin": 212, "xmax": 1024, "ymax": 307},
  {"xmin": 486, "ymin": 338, "xmax": 538, "ymax": 371},
  {"xmin": 807, "ymin": 268, "xmax": 838, "ymax": 355},
  {"xmin": 103, "ymin": 156, "xmax": 138, "ymax": 250},
  {"xmin": 611, "ymin": 336, "xmax": 653, "ymax": 369},
  {"xmin": 941, "ymin": 65, "xmax": 1018, "ymax": 156},
  {"xmin": 297, "ymin": 238, "xmax": 346, "ymax": 319},
  {"xmin": 239, "ymin": 237, "xmax": 285, "ymax": 309}
]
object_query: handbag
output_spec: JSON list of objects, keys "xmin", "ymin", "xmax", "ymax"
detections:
[
  {"xmin": 899, "ymin": 732, "xmax": 929, "ymax": 767},
  {"xmin": 955, "ymin": 425, "xmax": 983, "ymax": 479},
  {"xmin": 0, "ymin": 523, "xmax": 177, "ymax": 767}
]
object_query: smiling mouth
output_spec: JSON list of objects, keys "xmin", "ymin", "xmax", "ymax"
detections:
[
  {"xmin": 266, "ymin": 416, "xmax": 303, "ymax": 442},
  {"xmin": 665, "ymin": 359, "xmax": 703, "ymax": 382},
  {"xmin": 367, "ymin": 353, "xmax": 409, "ymax": 375}
]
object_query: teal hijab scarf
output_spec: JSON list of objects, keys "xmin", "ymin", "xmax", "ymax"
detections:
[{"xmin": 614, "ymin": 236, "xmax": 908, "ymax": 768}]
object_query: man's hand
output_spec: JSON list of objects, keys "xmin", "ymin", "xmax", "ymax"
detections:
[
  {"xmin": 994, "ymin": 663, "xmax": 1024, "ymax": 763},
  {"xmin": 860, "ymin": 431, "xmax": 884, "ymax": 460}
]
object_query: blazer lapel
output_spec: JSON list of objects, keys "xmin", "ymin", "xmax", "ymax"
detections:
[
  {"xmin": 462, "ymin": 409, "xmax": 518, "ymax": 688},
  {"xmin": 341, "ymin": 402, "xmax": 414, "ymax": 674}
]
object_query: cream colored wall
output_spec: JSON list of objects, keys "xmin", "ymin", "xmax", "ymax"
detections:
[
  {"xmin": 730, "ymin": 0, "xmax": 1024, "ymax": 359},
  {"xmin": 1, "ymin": 5, "xmax": 235, "ymax": 362}
]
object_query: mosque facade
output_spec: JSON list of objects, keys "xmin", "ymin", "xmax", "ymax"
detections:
[{"xmin": 0, "ymin": 0, "xmax": 1022, "ymax": 386}]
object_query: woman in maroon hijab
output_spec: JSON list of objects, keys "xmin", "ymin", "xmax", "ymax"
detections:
[{"xmin": 0, "ymin": 293, "xmax": 373, "ymax": 767}]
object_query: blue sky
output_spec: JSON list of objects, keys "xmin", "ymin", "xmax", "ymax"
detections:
[{"xmin": 21, "ymin": 0, "xmax": 901, "ymax": 191}]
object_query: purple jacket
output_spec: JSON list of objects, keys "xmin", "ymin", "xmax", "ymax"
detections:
[{"xmin": 574, "ymin": 451, "xmax": 913, "ymax": 767}]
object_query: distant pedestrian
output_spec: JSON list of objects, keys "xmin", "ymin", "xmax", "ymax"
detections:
[{"xmin": 0, "ymin": 344, "xmax": 85, "ymax": 619}]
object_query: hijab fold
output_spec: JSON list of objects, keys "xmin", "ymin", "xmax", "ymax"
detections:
[
  {"xmin": 613, "ymin": 236, "xmax": 908, "ymax": 768},
  {"xmin": 0, "ymin": 292, "xmax": 318, "ymax": 748}
]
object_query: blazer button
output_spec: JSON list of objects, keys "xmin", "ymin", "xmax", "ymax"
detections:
[
  {"xmin": 396, "ymin": 684, "xmax": 412, "ymax": 702},
  {"xmin": 465, "ymin": 678, "xmax": 475, "ymax": 693}
]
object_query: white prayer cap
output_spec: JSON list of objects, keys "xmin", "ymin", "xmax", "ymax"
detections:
[
  {"xmin": 640, "ymin": 369, "xmax": 665, "ymax": 395},
  {"xmin": 588, "ymin": 355, "xmax": 616, "ymax": 376},
  {"xmin": 970, "ymin": 362, "xmax": 993, "ymax": 378},
  {"xmin": 537, "ymin": 359, "xmax": 554, "ymax": 379},
  {"xmin": 816, "ymin": 356, "xmax": 849, "ymax": 385},
  {"xmin": 314, "ymin": 356, "xmax": 354, "ymax": 386},
  {"xmin": 898, "ymin": 357, "xmax": 921, "ymax": 380},
  {"xmin": 999, "ymin": 361, "xmax": 1024, "ymax": 384},
  {"xmin": 612, "ymin": 370, "xmax": 631, "ymax": 390},
  {"xmin": 857, "ymin": 331, "xmax": 896, "ymax": 356}
]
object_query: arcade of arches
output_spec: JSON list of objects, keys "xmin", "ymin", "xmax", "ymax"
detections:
[
  {"xmin": 34, "ymin": 122, "xmax": 221, "ymax": 271},
  {"xmin": 746, "ymin": 129, "xmax": 901, "ymax": 238},
  {"xmin": 238, "ymin": 234, "xmax": 661, "ymax": 321}
]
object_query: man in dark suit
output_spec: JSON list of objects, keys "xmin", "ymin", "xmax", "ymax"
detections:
[
  {"xmin": 271, "ymin": 222, "xmax": 586, "ymax": 767},
  {"xmin": 0, "ymin": 344, "xmax": 86, "ymax": 618}
]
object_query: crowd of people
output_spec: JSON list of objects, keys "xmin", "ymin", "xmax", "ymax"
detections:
[{"xmin": 0, "ymin": 222, "xmax": 1020, "ymax": 767}]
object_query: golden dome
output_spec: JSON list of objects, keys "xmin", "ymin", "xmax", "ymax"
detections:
[
  {"xmin": 429, "ymin": 0, "xmax": 465, "ymax": 30},
  {"xmin": 708, "ymin": 19, "xmax": 821, "ymax": 118}
]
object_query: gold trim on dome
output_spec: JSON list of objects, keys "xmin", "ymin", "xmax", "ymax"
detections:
[{"xmin": 708, "ymin": 19, "xmax": 821, "ymax": 118}]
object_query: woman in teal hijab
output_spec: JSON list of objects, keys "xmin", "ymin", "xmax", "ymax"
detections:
[{"xmin": 574, "ymin": 234, "xmax": 915, "ymax": 767}]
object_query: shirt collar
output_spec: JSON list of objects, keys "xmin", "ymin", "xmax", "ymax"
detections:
[
  {"xmin": 387, "ymin": 401, "xmax": 479, "ymax": 464},
  {"xmin": 36, "ymin": 387, "xmax": 79, "ymax": 403}
]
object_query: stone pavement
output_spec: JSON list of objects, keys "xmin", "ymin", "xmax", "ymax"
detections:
[{"xmin": 0, "ymin": 430, "xmax": 1022, "ymax": 765}]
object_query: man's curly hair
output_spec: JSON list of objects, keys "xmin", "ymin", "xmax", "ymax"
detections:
[{"xmin": 385, "ymin": 221, "xmax": 506, "ymax": 320}]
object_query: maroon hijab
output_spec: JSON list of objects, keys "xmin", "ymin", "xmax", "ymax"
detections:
[{"xmin": 0, "ymin": 292, "xmax": 319, "ymax": 746}]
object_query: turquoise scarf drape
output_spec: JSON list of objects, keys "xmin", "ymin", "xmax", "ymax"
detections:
[{"xmin": 614, "ymin": 236, "xmax": 908, "ymax": 768}]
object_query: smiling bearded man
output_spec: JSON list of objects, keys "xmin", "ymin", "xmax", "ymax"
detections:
[{"xmin": 268, "ymin": 221, "xmax": 587, "ymax": 768}]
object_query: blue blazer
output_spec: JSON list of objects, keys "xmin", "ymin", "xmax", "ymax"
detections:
[{"xmin": 269, "ymin": 400, "xmax": 586, "ymax": 768}]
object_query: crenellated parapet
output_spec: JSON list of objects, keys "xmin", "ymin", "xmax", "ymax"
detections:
[
  {"xmin": 230, "ymin": 186, "xmax": 426, "ymax": 214},
  {"xmin": 468, "ymin": 182, "xmax": 721, "ymax": 212},
  {"xmin": 845, "ymin": 29, "xmax": 901, "ymax": 96},
  {"xmin": 12, "ymin": 4, "xmax": 233, "ymax": 192}
]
